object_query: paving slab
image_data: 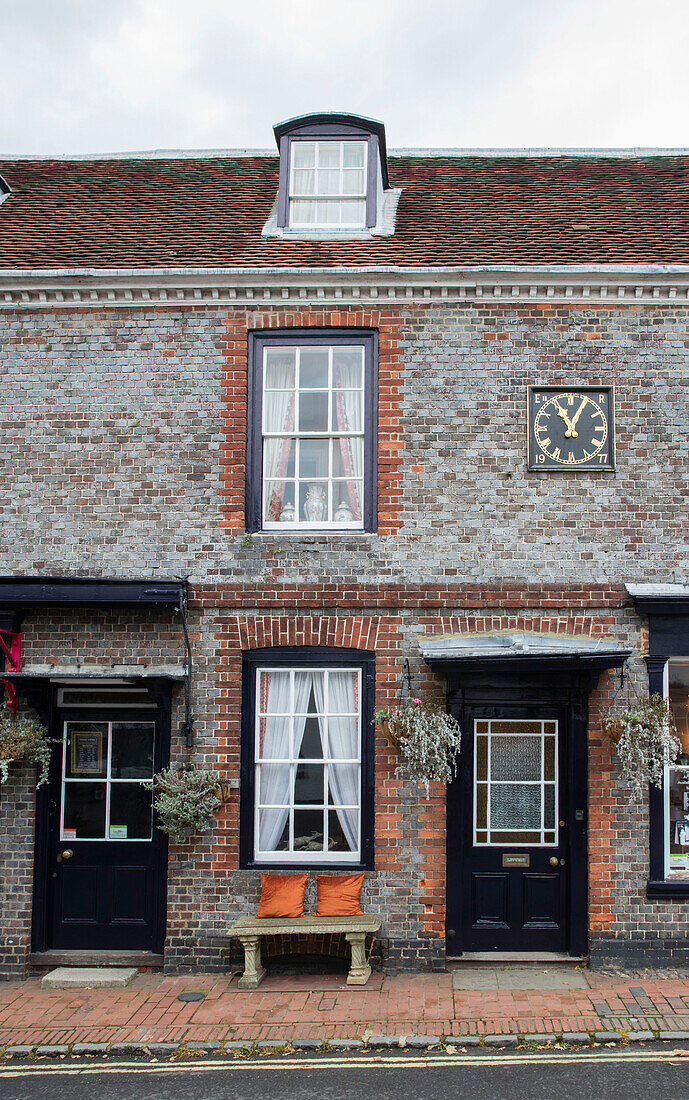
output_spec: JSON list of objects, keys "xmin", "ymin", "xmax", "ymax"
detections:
[
  {"xmin": 41, "ymin": 966, "xmax": 137, "ymax": 990},
  {"xmin": 452, "ymin": 966, "xmax": 588, "ymax": 990}
]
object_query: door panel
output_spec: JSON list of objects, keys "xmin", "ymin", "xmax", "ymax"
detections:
[
  {"xmin": 44, "ymin": 708, "xmax": 168, "ymax": 952},
  {"xmin": 448, "ymin": 699, "xmax": 570, "ymax": 954},
  {"xmin": 522, "ymin": 874, "xmax": 560, "ymax": 926},
  {"xmin": 472, "ymin": 874, "xmax": 509, "ymax": 927},
  {"xmin": 60, "ymin": 865, "xmax": 99, "ymax": 923}
]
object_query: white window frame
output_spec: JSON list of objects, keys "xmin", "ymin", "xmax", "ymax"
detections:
[
  {"xmin": 473, "ymin": 719, "xmax": 559, "ymax": 847},
  {"xmin": 60, "ymin": 720, "xmax": 156, "ymax": 843},
  {"xmin": 288, "ymin": 139, "xmax": 368, "ymax": 229},
  {"xmin": 261, "ymin": 343, "xmax": 366, "ymax": 531},
  {"xmin": 254, "ymin": 666, "xmax": 362, "ymax": 864},
  {"xmin": 663, "ymin": 659, "xmax": 689, "ymax": 880}
]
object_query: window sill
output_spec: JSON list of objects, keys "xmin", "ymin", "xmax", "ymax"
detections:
[
  {"xmin": 646, "ymin": 880, "xmax": 689, "ymax": 899},
  {"xmin": 250, "ymin": 530, "xmax": 376, "ymax": 540},
  {"xmin": 243, "ymin": 860, "xmax": 371, "ymax": 872}
]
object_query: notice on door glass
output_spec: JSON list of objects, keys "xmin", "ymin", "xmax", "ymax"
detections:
[
  {"xmin": 109, "ymin": 826, "xmax": 128, "ymax": 839},
  {"xmin": 71, "ymin": 731, "xmax": 104, "ymax": 775}
]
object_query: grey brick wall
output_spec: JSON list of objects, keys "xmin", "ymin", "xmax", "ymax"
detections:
[{"xmin": 2, "ymin": 300, "xmax": 689, "ymax": 975}]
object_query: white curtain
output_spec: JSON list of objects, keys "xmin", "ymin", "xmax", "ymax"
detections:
[
  {"xmin": 258, "ymin": 671, "xmax": 311, "ymax": 852},
  {"xmin": 263, "ymin": 361, "xmax": 295, "ymax": 522},
  {"xmin": 313, "ymin": 671, "xmax": 359, "ymax": 853},
  {"xmin": 333, "ymin": 357, "xmax": 363, "ymax": 521}
]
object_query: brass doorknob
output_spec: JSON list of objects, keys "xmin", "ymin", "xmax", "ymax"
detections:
[
  {"xmin": 62, "ymin": 849, "xmax": 74, "ymax": 860},
  {"xmin": 549, "ymin": 856, "xmax": 559, "ymax": 867}
]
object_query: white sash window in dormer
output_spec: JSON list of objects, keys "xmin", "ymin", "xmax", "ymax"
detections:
[{"xmin": 289, "ymin": 139, "xmax": 368, "ymax": 228}]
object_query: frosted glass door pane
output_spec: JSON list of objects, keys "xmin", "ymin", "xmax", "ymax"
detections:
[
  {"xmin": 491, "ymin": 736, "xmax": 541, "ymax": 781},
  {"xmin": 491, "ymin": 785, "xmax": 541, "ymax": 829}
]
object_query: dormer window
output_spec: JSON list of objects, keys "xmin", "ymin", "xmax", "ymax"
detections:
[
  {"xmin": 267, "ymin": 112, "xmax": 400, "ymax": 238},
  {"xmin": 289, "ymin": 140, "xmax": 368, "ymax": 228}
]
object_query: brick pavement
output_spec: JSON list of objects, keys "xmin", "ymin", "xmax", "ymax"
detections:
[{"xmin": 1, "ymin": 970, "xmax": 689, "ymax": 1048}]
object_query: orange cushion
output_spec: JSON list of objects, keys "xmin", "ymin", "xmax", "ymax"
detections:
[
  {"xmin": 256, "ymin": 873, "xmax": 308, "ymax": 918},
  {"xmin": 315, "ymin": 873, "xmax": 364, "ymax": 917}
]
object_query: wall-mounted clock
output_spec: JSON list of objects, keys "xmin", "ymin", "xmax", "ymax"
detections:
[{"xmin": 527, "ymin": 386, "xmax": 615, "ymax": 471}]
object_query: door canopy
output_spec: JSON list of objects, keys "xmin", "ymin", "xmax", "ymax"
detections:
[{"xmin": 421, "ymin": 632, "xmax": 631, "ymax": 676}]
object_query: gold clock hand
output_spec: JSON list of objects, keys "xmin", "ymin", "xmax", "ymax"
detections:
[
  {"xmin": 563, "ymin": 398, "xmax": 585, "ymax": 435},
  {"xmin": 554, "ymin": 401, "xmax": 573, "ymax": 431}
]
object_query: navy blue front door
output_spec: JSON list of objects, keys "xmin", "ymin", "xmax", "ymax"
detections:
[
  {"xmin": 447, "ymin": 700, "xmax": 570, "ymax": 954},
  {"xmin": 45, "ymin": 708, "xmax": 168, "ymax": 952}
]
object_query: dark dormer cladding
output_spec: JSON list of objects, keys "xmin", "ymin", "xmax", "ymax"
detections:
[
  {"xmin": 273, "ymin": 112, "xmax": 390, "ymax": 231},
  {"xmin": 0, "ymin": 175, "xmax": 10, "ymax": 205}
]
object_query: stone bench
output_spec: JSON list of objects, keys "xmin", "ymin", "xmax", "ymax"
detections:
[{"xmin": 229, "ymin": 914, "xmax": 382, "ymax": 988}]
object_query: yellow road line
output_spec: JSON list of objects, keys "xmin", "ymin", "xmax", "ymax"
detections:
[{"xmin": 0, "ymin": 1051, "xmax": 688, "ymax": 1077}]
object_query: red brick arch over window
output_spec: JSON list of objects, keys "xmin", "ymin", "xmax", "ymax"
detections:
[
  {"xmin": 418, "ymin": 613, "xmax": 618, "ymax": 640},
  {"xmin": 219, "ymin": 306, "xmax": 405, "ymax": 535},
  {"xmin": 233, "ymin": 615, "xmax": 380, "ymax": 652}
]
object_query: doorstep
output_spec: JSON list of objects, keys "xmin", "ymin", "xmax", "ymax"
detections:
[
  {"xmin": 447, "ymin": 952, "xmax": 588, "ymax": 968},
  {"xmin": 41, "ymin": 967, "xmax": 138, "ymax": 990},
  {"xmin": 28, "ymin": 950, "xmax": 164, "ymax": 970}
]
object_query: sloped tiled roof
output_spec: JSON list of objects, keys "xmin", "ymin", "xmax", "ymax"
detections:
[{"xmin": 1, "ymin": 153, "xmax": 688, "ymax": 269}]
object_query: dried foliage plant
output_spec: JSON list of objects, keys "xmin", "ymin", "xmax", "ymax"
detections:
[
  {"xmin": 602, "ymin": 693, "xmax": 680, "ymax": 795},
  {"xmin": 148, "ymin": 767, "xmax": 221, "ymax": 845},
  {"xmin": 0, "ymin": 705, "xmax": 51, "ymax": 787},
  {"xmin": 376, "ymin": 697, "xmax": 461, "ymax": 796}
]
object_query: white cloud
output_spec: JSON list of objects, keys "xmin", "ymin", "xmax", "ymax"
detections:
[{"xmin": 1, "ymin": 0, "xmax": 688, "ymax": 154}]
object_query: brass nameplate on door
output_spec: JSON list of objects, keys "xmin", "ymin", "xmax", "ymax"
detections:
[{"xmin": 502, "ymin": 854, "xmax": 530, "ymax": 868}]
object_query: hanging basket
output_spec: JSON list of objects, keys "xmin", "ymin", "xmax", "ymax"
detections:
[
  {"xmin": 0, "ymin": 706, "xmax": 51, "ymax": 787},
  {"xmin": 148, "ymin": 767, "xmax": 222, "ymax": 845},
  {"xmin": 376, "ymin": 698, "xmax": 461, "ymax": 796},
  {"xmin": 602, "ymin": 693, "xmax": 680, "ymax": 795}
]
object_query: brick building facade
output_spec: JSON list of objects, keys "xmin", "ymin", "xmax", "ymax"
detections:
[{"xmin": 1, "ymin": 114, "xmax": 689, "ymax": 978}]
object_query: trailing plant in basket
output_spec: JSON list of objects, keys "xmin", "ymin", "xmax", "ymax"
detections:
[
  {"xmin": 602, "ymin": 693, "xmax": 680, "ymax": 795},
  {"xmin": 376, "ymin": 697, "xmax": 461, "ymax": 796},
  {"xmin": 0, "ymin": 706, "xmax": 51, "ymax": 787},
  {"xmin": 148, "ymin": 767, "xmax": 221, "ymax": 844}
]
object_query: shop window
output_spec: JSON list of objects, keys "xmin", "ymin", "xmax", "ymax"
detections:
[
  {"xmin": 664, "ymin": 659, "xmax": 689, "ymax": 880},
  {"xmin": 240, "ymin": 648, "xmax": 374, "ymax": 868}
]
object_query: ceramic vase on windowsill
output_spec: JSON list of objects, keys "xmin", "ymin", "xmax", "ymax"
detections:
[{"xmin": 304, "ymin": 484, "xmax": 327, "ymax": 523}]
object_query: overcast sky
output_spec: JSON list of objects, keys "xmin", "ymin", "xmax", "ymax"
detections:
[{"xmin": 2, "ymin": 0, "xmax": 689, "ymax": 156}]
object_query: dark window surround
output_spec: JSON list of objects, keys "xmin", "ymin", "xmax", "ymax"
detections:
[
  {"xmin": 239, "ymin": 646, "xmax": 375, "ymax": 870},
  {"xmin": 245, "ymin": 328, "xmax": 378, "ymax": 533},
  {"xmin": 632, "ymin": 593, "xmax": 689, "ymax": 898},
  {"xmin": 274, "ymin": 114, "xmax": 389, "ymax": 230}
]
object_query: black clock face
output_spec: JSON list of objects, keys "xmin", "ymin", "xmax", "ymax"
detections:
[{"xmin": 528, "ymin": 387, "xmax": 614, "ymax": 470}]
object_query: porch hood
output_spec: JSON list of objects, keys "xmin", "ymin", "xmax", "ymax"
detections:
[{"xmin": 420, "ymin": 632, "xmax": 631, "ymax": 674}]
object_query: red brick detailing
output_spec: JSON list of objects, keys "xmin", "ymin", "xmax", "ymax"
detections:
[
  {"xmin": 232, "ymin": 615, "xmax": 380, "ymax": 652},
  {"xmin": 218, "ymin": 307, "xmax": 405, "ymax": 535},
  {"xmin": 192, "ymin": 582, "xmax": 628, "ymax": 611},
  {"xmin": 587, "ymin": 672, "xmax": 622, "ymax": 934},
  {"xmin": 417, "ymin": 614, "xmax": 619, "ymax": 639}
]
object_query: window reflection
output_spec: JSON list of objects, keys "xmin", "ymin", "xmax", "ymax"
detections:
[{"xmin": 666, "ymin": 661, "xmax": 689, "ymax": 879}]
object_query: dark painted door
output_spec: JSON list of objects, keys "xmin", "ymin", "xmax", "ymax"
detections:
[
  {"xmin": 447, "ymin": 701, "xmax": 569, "ymax": 953},
  {"xmin": 45, "ymin": 709, "xmax": 168, "ymax": 951}
]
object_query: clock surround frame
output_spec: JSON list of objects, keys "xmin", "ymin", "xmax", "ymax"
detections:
[{"xmin": 526, "ymin": 384, "xmax": 616, "ymax": 472}]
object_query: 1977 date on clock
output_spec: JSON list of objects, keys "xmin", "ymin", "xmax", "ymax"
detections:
[{"xmin": 527, "ymin": 386, "xmax": 615, "ymax": 471}]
